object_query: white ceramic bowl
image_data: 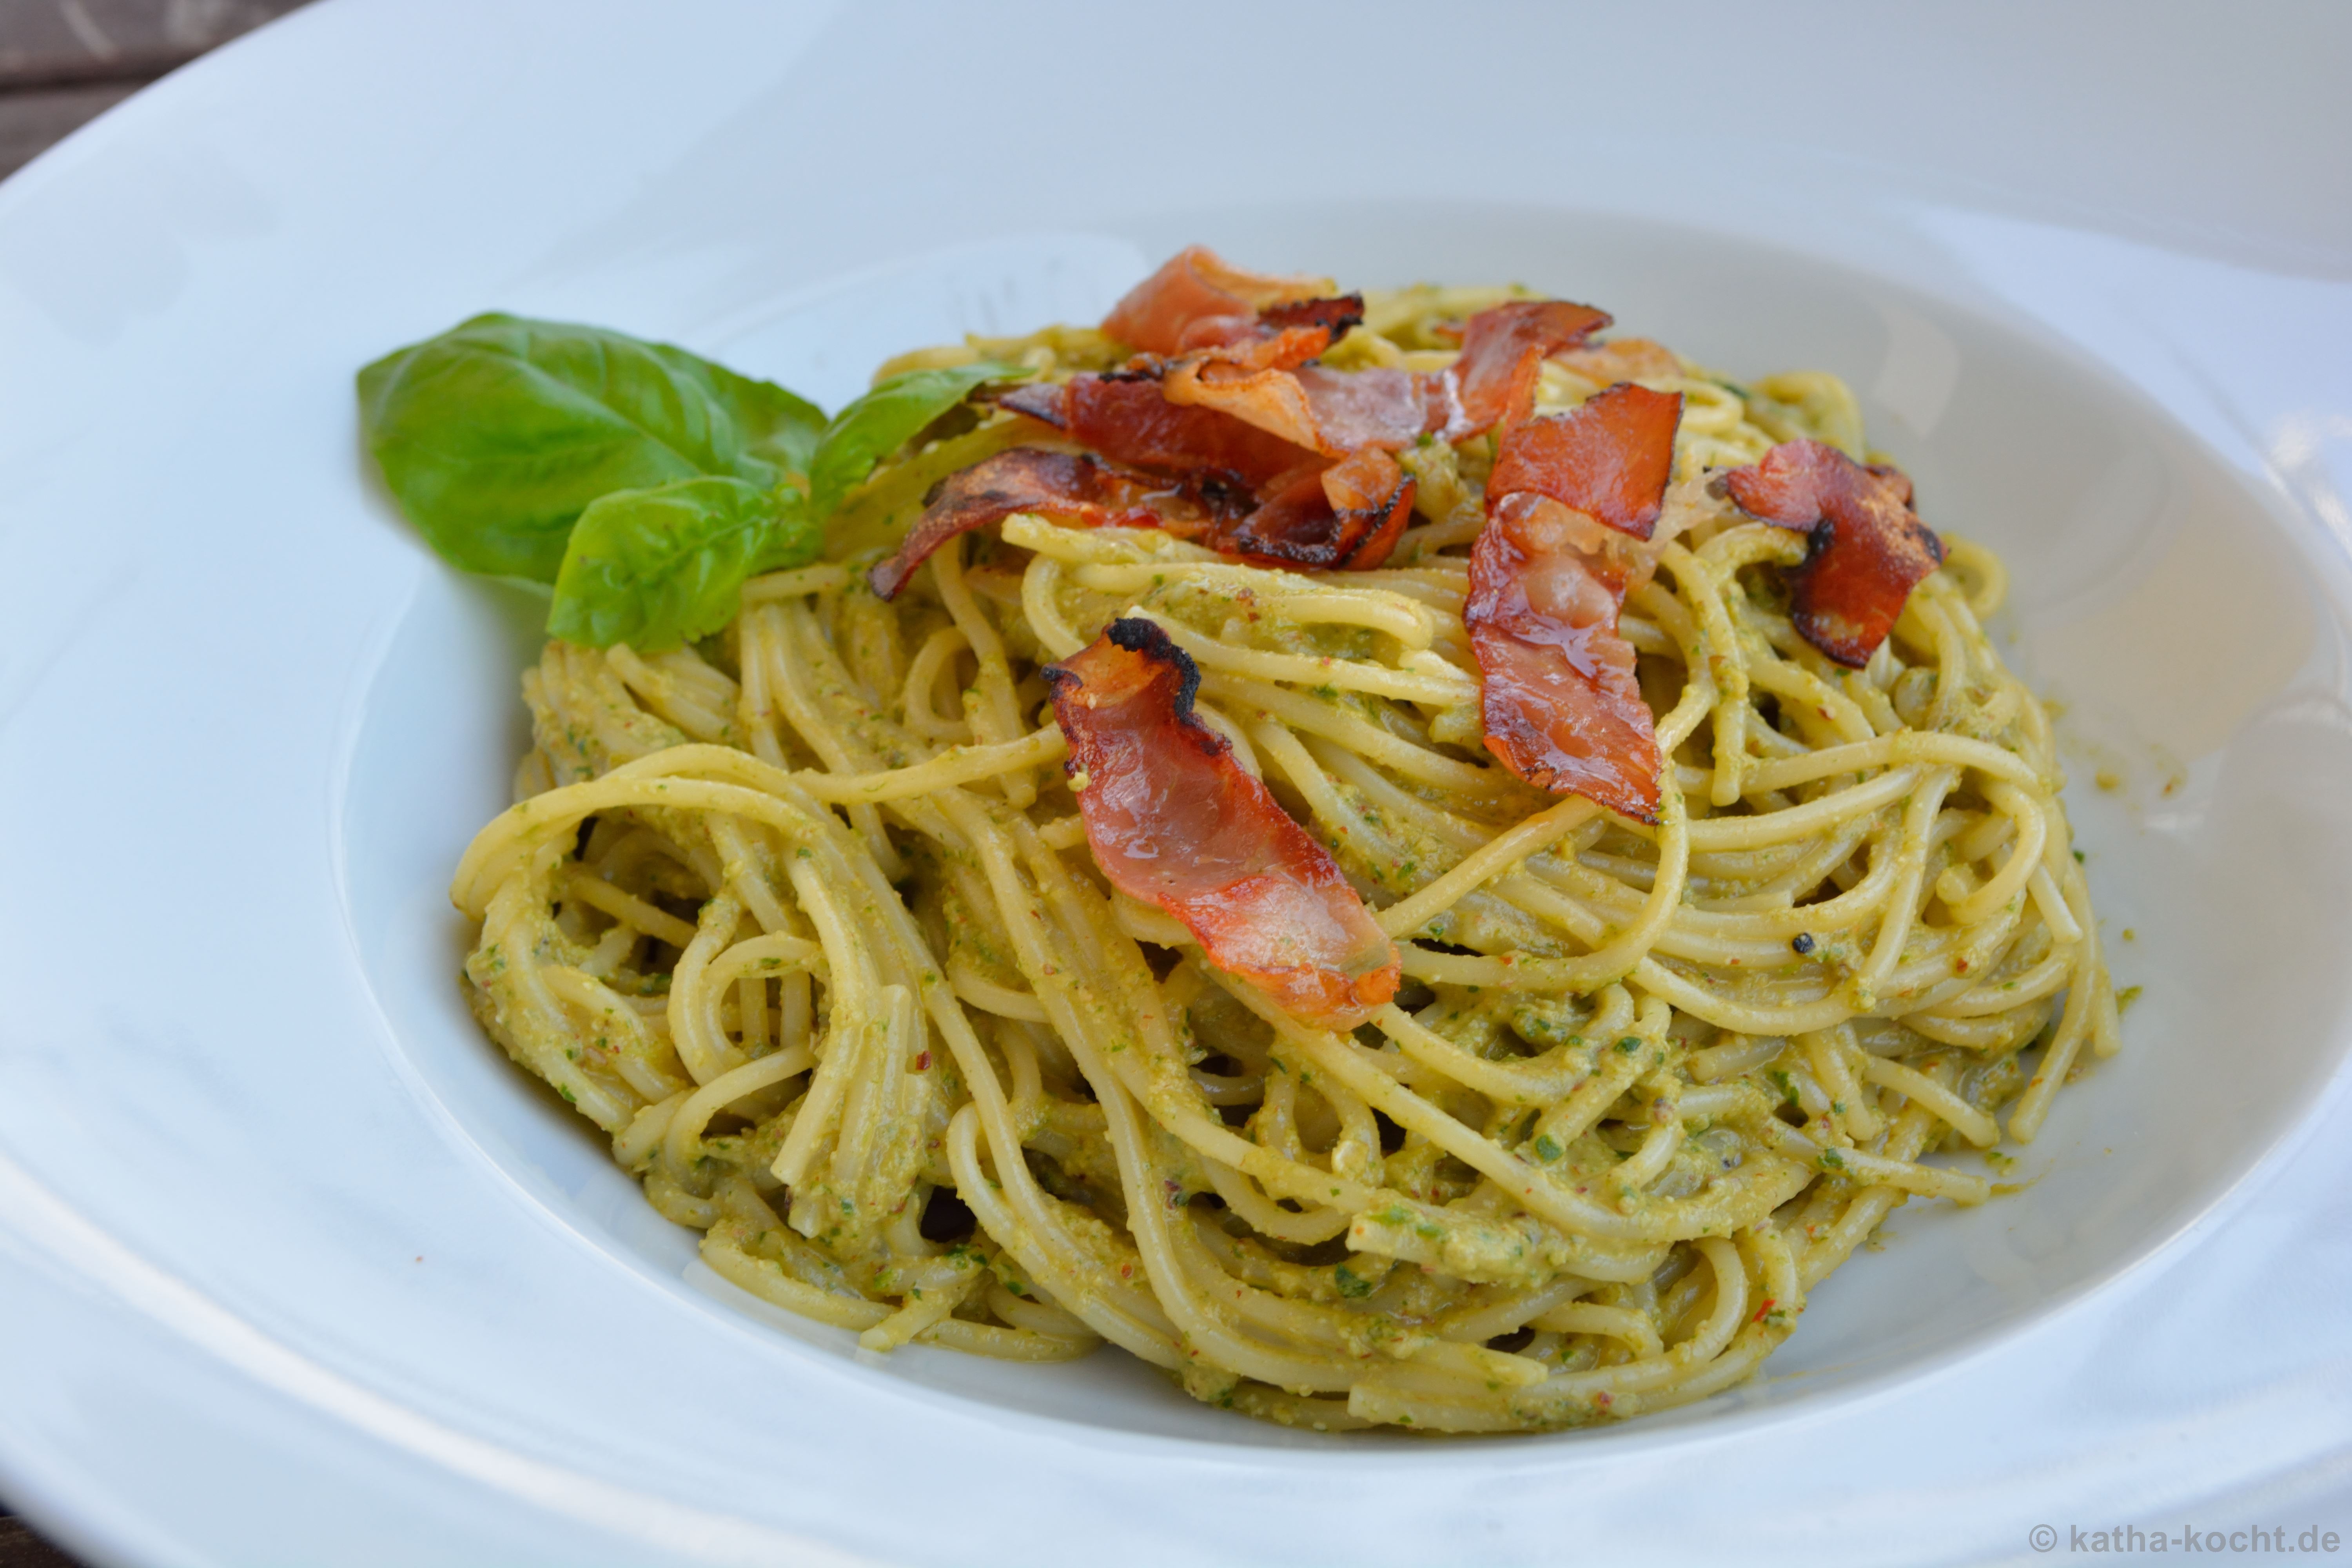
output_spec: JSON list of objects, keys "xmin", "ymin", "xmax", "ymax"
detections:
[{"xmin": 4, "ymin": 3, "xmax": 2350, "ymax": 1564}]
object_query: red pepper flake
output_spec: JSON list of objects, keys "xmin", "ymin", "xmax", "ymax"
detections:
[
  {"xmin": 1753, "ymin": 1297, "xmax": 1777, "ymax": 1323},
  {"xmin": 913, "ymin": 1051, "xmax": 931, "ymax": 1071}
]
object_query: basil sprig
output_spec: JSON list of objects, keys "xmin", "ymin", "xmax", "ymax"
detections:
[{"xmin": 358, "ymin": 312, "xmax": 1020, "ymax": 650}]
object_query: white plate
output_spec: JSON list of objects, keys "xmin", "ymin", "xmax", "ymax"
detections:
[{"xmin": 4, "ymin": 2, "xmax": 2351, "ymax": 1563}]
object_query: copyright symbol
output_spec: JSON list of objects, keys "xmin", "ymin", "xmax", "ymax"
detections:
[{"xmin": 2031, "ymin": 1525, "xmax": 2058, "ymax": 1552}]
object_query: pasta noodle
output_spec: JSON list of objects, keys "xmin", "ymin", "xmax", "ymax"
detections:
[{"xmin": 452, "ymin": 288, "xmax": 2112, "ymax": 1433}]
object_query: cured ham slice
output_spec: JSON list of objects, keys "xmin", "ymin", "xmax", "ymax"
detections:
[
  {"xmin": 1467, "ymin": 383, "xmax": 1684, "ymax": 822},
  {"xmin": 1161, "ymin": 296, "xmax": 1617, "ymax": 454},
  {"xmin": 1046, "ymin": 618, "xmax": 1401, "ymax": 1029},
  {"xmin": 1145, "ymin": 286, "xmax": 1385, "ymax": 448},
  {"xmin": 867, "ymin": 449, "xmax": 1225, "ymax": 600},
  {"xmin": 1720, "ymin": 439, "xmax": 1945, "ymax": 667},
  {"xmin": 1159, "ymin": 355, "xmax": 1337, "ymax": 453},
  {"xmin": 869, "ymin": 442, "xmax": 1412, "ymax": 599},
  {"xmin": 1022, "ymin": 258, "xmax": 1633, "ymax": 489},
  {"xmin": 1207, "ymin": 294, "xmax": 1366, "ymax": 374},
  {"xmin": 972, "ymin": 366, "xmax": 1416, "ymax": 580},
  {"xmin": 1553, "ymin": 337, "xmax": 1681, "ymax": 388},
  {"xmin": 1160, "ymin": 360, "xmax": 1445, "ymax": 456},
  {"xmin": 1225, "ymin": 446, "xmax": 1415, "ymax": 572},
  {"xmin": 958, "ymin": 262, "xmax": 1661, "ymax": 600},
  {"xmin": 1292, "ymin": 364, "xmax": 1453, "ymax": 450},
  {"xmin": 1450, "ymin": 300, "xmax": 1614, "ymax": 436},
  {"xmin": 1485, "ymin": 379, "xmax": 1684, "ymax": 541},
  {"xmin": 997, "ymin": 375, "xmax": 1319, "ymax": 493},
  {"xmin": 1102, "ymin": 246, "xmax": 1336, "ymax": 356}
]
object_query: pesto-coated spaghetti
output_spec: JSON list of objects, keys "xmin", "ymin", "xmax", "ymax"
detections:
[{"xmin": 449, "ymin": 281, "xmax": 2115, "ymax": 1433}]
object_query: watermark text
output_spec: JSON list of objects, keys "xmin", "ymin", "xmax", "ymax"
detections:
[{"xmin": 2031, "ymin": 1522, "xmax": 2341, "ymax": 1555}]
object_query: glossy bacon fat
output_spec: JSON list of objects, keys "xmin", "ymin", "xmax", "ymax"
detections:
[
  {"xmin": 1045, "ymin": 619, "xmax": 1401, "ymax": 1029},
  {"xmin": 1467, "ymin": 384, "xmax": 1684, "ymax": 821},
  {"xmin": 1720, "ymin": 439, "xmax": 1944, "ymax": 667}
]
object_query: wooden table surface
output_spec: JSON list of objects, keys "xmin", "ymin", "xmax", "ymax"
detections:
[
  {"xmin": 0, "ymin": 0, "xmax": 310, "ymax": 177},
  {"xmin": 1, "ymin": 6, "xmax": 312, "ymax": 1563}
]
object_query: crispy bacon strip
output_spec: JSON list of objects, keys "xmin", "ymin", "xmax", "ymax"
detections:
[
  {"xmin": 997, "ymin": 375, "xmax": 1319, "ymax": 493},
  {"xmin": 1467, "ymin": 384, "xmax": 1684, "ymax": 821},
  {"xmin": 1720, "ymin": 439, "xmax": 1944, "ymax": 667},
  {"xmin": 1217, "ymin": 294, "xmax": 1366, "ymax": 373},
  {"xmin": 1486, "ymin": 379, "xmax": 1683, "ymax": 542},
  {"xmin": 871, "ymin": 439, "xmax": 1410, "ymax": 598},
  {"xmin": 1450, "ymin": 300, "xmax": 1614, "ymax": 436},
  {"xmin": 868, "ymin": 449, "xmax": 1222, "ymax": 600},
  {"xmin": 973, "ymin": 274, "xmax": 1631, "ymax": 583},
  {"xmin": 976, "ymin": 371, "xmax": 1410, "ymax": 578},
  {"xmin": 1225, "ymin": 446, "xmax": 1415, "ymax": 572},
  {"xmin": 1149, "ymin": 291, "xmax": 1379, "ymax": 448},
  {"xmin": 1046, "ymin": 618, "xmax": 1400, "ymax": 1028},
  {"xmin": 1165, "ymin": 296, "xmax": 1616, "ymax": 454},
  {"xmin": 1147, "ymin": 298, "xmax": 1368, "ymax": 411},
  {"xmin": 1102, "ymin": 246, "xmax": 1334, "ymax": 355}
]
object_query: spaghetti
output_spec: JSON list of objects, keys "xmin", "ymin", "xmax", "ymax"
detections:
[{"xmin": 450, "ymin": 269, "xmax": 2114, "ymax": 1433}]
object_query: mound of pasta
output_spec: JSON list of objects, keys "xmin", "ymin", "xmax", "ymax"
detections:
[{"xmin": 423, "ymin": 251, "xmax": 2117, "ymax": 1433}]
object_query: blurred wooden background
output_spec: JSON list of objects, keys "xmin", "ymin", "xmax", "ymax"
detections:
[
  {"xmin": 3, "ymin": 18, "xmax": 319, "ymax": 1568},
  {"xmin": 0, "ymin": 0, "xmax": 310, "ymax": 176}
]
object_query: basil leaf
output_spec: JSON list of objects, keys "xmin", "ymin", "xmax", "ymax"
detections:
[
  {"xmin": 359, "ymin": 313, "xmax": 826, "ymax": 582},
  {"xmin": 707, "ymin": 359, "xmax": 828, "ymax": 478},
  {"xmin": 547, "ymin": 476, "xmax": 818, "ymax": 652},
  {"xmin": 806, "ymin": 362, "xmax": 1024, "ymax": 523}
]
